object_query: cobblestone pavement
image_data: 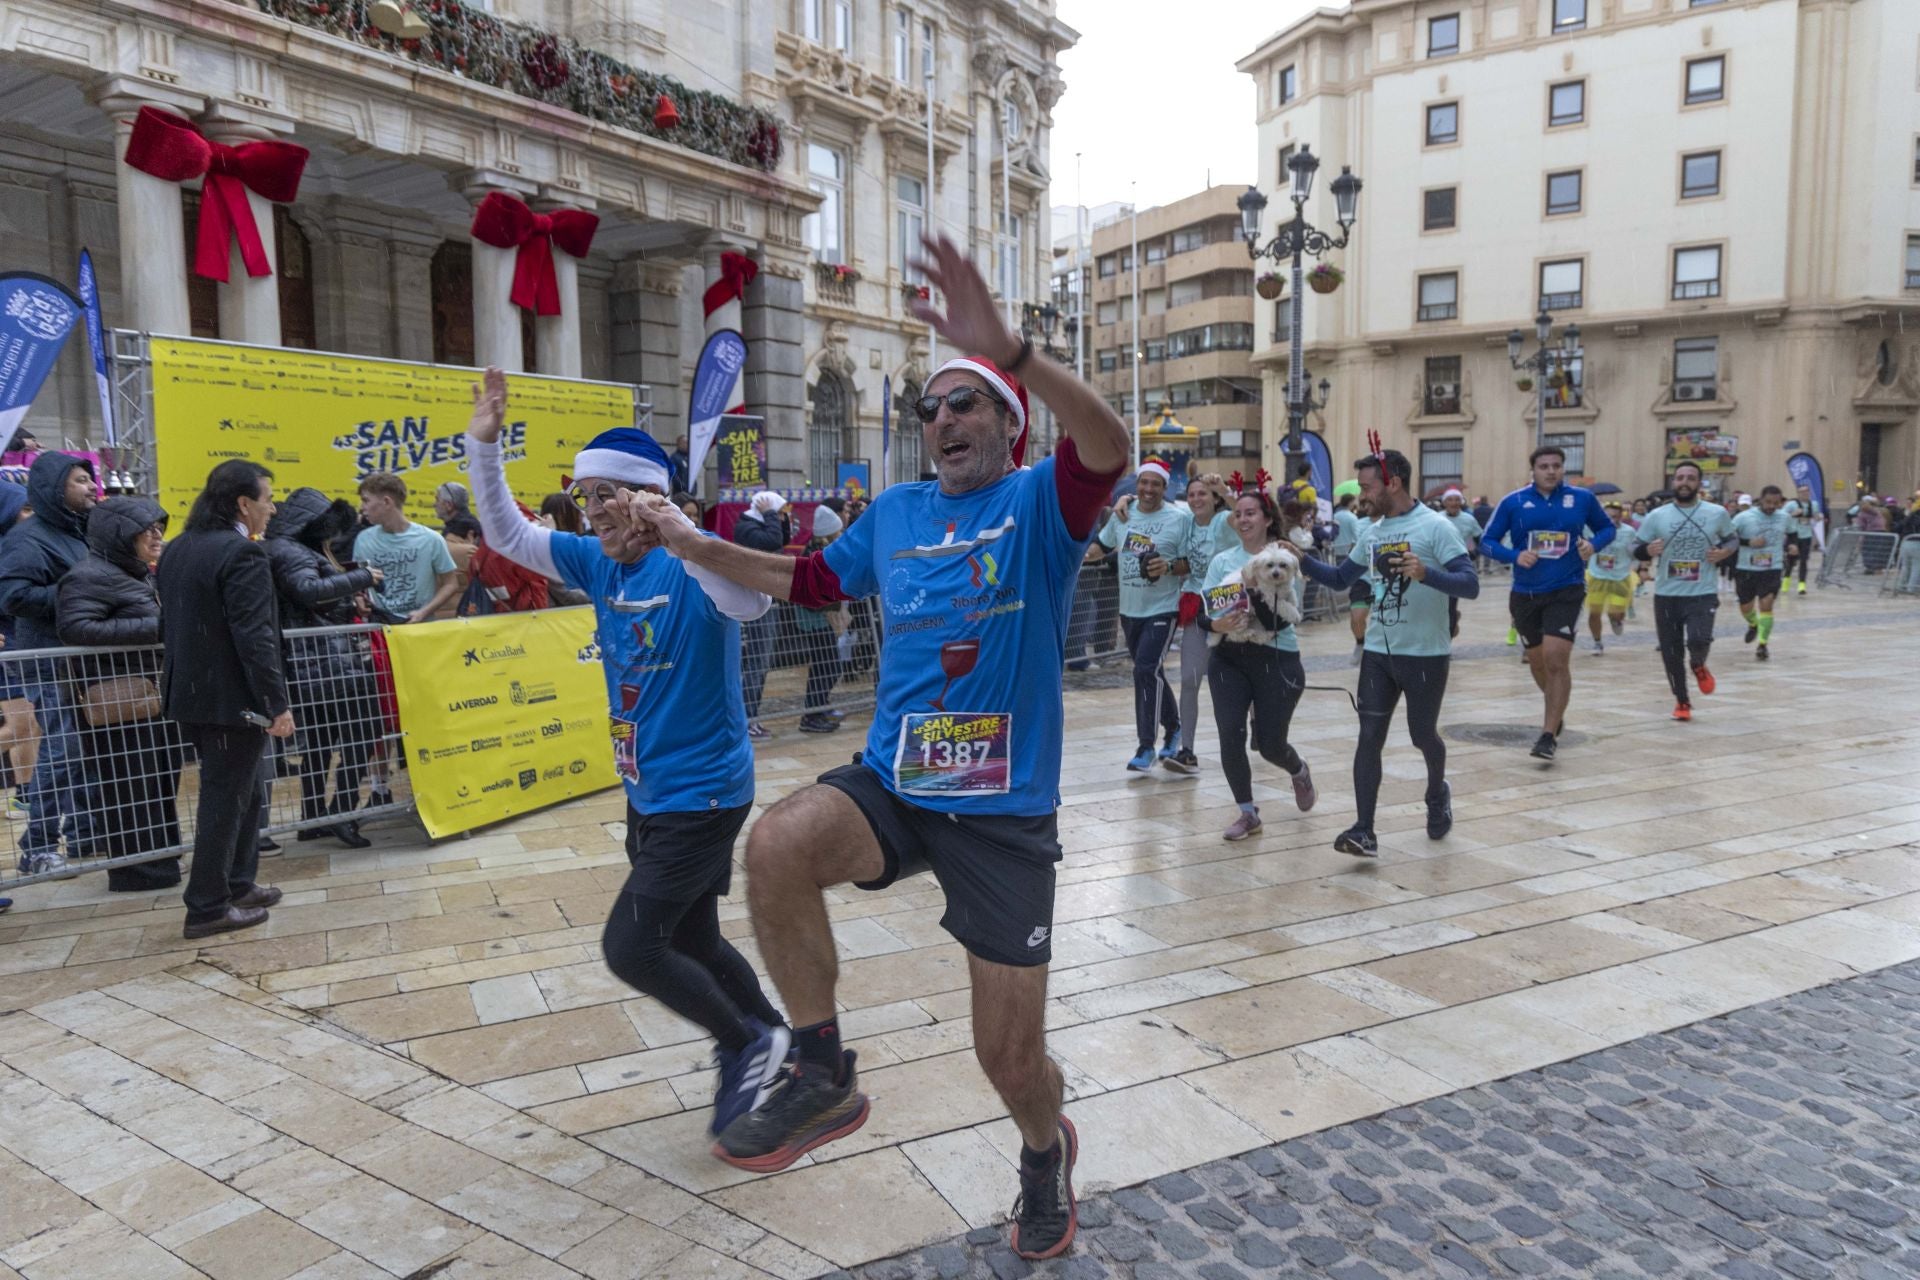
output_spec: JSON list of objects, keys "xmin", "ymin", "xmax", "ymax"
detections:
[{"xmin": 850, "ymin": 959, "xmax": 1920, "ymax": 1280}]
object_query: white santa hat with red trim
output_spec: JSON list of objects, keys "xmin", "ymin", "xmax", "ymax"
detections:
[{"xmin": 931, "ymin": 355, "xmax": 1031, "ymax": 465}]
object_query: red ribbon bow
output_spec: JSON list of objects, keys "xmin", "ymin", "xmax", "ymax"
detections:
[
  {"xmin": 701, "ymin": 250, "xmax": 759, "ymax": 316},
  {"xmin": 468, "ymin": 191, "xmax": 600, "ymax": 316},
  {"xmin": 122, "ymin": 107, "xmax": 309, "ymax": 282}
]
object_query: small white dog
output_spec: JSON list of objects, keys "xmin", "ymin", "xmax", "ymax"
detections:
[{"xmin": 1217, "ymin": 543, "xmax": 1304, "ymax": 645}]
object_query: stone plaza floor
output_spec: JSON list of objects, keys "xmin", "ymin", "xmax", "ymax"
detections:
[{"xmin": 1, "ymin": 583, "xmax": 1917, "ymax": 1279}]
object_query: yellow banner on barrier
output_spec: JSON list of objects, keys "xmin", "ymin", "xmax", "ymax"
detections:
[
  {"xmin": 383, "ymin": 607, "xmax": 617, "ymax": 838},
  {"xmin": 147, "ymin": 337, "xmax": 635, "ymax": 525}
]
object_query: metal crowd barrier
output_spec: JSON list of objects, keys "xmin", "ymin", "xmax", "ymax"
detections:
[
  {"xmin": 1, "ymin": 623, "xmax": 412, "ymax": 891},
  {"xmin": 1817, "ymin": 530, "xmax": 1903, "ymax": 590},
  {"xmin": 1886, "ymin": 535, "xmax": 1920, "ymax": 597}
]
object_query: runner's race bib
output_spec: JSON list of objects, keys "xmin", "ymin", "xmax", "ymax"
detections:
[
  {"xmin": 1529, "ymin": 530, "xmax": 1570, "ymax": 559},
  {"xmin": 1749, "ymin": 552, "xmax": 1775, "ymax": 570},
  {"xmin": 894, "ymin": 712, "xmax": 1012, "ymax": 795},
  {"xmin": 1668, "ymin": 560, "xmax": 1702, "ymax": 582},
  {"xmin": 1595, "ymin": 551, "xmax": 1620, "ymax": 573},
  {"xmin": 1204, "ymin": 581, "xmax": 1248, "ymax": 620},
  {"xmin": 611, "ymin": 719, "xmax": 638, "ymax": 781}
]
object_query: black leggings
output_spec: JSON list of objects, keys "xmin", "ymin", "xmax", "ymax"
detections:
[
  {"xmin": 1121, "ymin": 612, "xmax": 1180, "ymax": 752},
  {"xmin": 602, "ymin": 891, "xmax": 781, "ymax": 1053},
  {"xmin": 1654, "ymin": 594, "xmax": 1717, "ymax": 705},
  {"xmin": 1207, "ymin": 642, "xmax": 1304, "ymax": 805},
  {"xmin": 1354, "ymin": 651, "xmax": 1450, "ymax": 830},
  {"xmin": 1790, "ymin": 535, "xmax": 1813, "ymax": 583}
]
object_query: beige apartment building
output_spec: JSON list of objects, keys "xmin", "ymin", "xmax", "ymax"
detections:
[
  {"xmin": 1238, "ymin": 0, "xmax": 1920, "ymax": 502},
  {"xmin": 1088, "ymin": 186, "xmax": 1263, "ymax": 479}
]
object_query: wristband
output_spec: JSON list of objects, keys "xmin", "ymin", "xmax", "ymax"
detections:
[{"xmin": 1004, "ymin": 336, "xmax": 1033, "ymax": 372}]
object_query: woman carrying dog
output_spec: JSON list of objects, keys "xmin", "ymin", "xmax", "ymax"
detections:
[{"xmin": 1199, "ymin": 486, "xmax": 1316, "ymax": 841}]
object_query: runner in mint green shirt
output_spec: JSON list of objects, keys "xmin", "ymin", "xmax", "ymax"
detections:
[
  {"xmin": 1583, "ymin": 500, "xmax": 1635, "ymax": 653},
  {"xmin": 1630, "ymin": 461, "xmax": 1737, "ymax": 718},
  {"xmin": 1096, "ymin": 462, "xmax": 1196, "ymax": 770},
  {"xmin": 1731, "ymin": 484, "xmax": 1792, "ymax": 661}
]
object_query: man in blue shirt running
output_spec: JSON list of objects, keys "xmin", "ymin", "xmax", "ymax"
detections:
[
  {"xmin": 629, "ymin": 232, "xmax": 1128, "ymax": 1262},
  {"xmin": 464, "ymin": 373, "xmax": 792, "ymax": 1149},
  {"xmin": 1478, "ymin": 445, "xmax": 1614, "ymax": 763}
]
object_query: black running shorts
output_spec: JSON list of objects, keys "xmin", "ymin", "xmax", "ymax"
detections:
[
  {"xmin": 622, "ymin": 803, "xmax": 750, "ymax": 903},
  {"xmin": 818, "ymin": 759, "xmax": 1061, "ymax": 968},
  {"xmin": 1349, "ymin": 580, "xmax": 1374, "ymax": 609},
  {"xmin": 1509, "ymin": 583, "xmax": 1587, "ymax": 648},
  {"xmin": 1735, "ymin": 569, "xmax": 1783, "ymax": 605}
]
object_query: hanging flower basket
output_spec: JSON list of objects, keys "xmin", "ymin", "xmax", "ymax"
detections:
[
  {"xmin": 901, "ymin": 283, "xmax": 930, "ymax": 303},
  {"xmin": 814, "ymin": 262, "xmax": 860, "ymax": 288},
  {"xmin": 1514, "ymin": 376, "xmax": 1534, "ymax": 392},
  {"xmin": 1255, "ymin": 272, "xmax": 1284, "ymax": 300},
  {"xmin": 1307, "ymin": 263, "xmax": 1344, "ymax": 295}
]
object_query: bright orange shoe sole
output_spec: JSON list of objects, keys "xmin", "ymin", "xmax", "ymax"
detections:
[{"xmin": 711, "ymin": 1094, "xmax": 870, "ymax": 1174}]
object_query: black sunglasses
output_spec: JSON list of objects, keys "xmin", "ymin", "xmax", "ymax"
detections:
[{"xmin": 913, "ymin": 386, "xmax": 1005, "ymax": 424}]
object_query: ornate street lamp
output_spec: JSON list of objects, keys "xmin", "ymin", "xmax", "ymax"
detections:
[{"xmin": 1240, "ymin": 144, "xmax": 1361, "ymax": 483}]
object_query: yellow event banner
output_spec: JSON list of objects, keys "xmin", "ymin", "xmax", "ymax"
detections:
[
  {"xmin": 383, "ymin": 607, "xmax": 618, "ymax": 838},
  {"xmin": 147, "ymin": 337, "xmax": 636, "ymax": 525}
]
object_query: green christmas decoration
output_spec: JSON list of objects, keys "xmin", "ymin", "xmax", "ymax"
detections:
[{"xmin": 255, "ymin": 0, "xmax": 784, "ymax": 172}]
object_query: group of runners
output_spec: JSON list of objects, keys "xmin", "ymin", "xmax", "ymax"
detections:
[{"xmin": 460, "ymin": 235, "xmax": 1821, "ymax": 1262}]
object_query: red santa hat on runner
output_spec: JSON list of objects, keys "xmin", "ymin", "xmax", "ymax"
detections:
[
  {"xmin": 932, "ymin": 355, "xmax": 1030, "ymax": 465},
  {"xmin": 1137, "ymin": 460, "xmax": 1172, "ymax": 486}
]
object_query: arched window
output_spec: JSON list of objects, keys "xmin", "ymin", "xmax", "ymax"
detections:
[
  {"xmin": 892, "ymin": 379, "xmax": 923, "ymax": 484},
  {"xmin": 275, "ymin": 207, "xmax": 316, "ymax": 349},
  {"xmin": 809, "ymin": 371, "xmax": 850, "ymax": 486}
]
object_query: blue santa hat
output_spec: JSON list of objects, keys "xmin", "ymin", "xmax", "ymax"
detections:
[{"xmin": 573, "ymin": 427, "xmax": 671, "ymax": 493}]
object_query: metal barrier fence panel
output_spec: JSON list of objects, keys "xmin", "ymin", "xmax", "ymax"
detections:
[
  {"xmin": 1818, "ymin": 530, "xmax": 1902, "ymax": 589},
  {"xmin": 1, "ymin": 624, "xmax": 412, "ymax": 890},
  {"xmin": 1886, "ymin": 535, "xmax": 1920, "ymax": 597}
]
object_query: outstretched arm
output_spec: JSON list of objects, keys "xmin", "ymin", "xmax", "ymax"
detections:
[
  {"xmin": 908, "ymin": 232, "xmax": 1130, "ymax": 477},
  {"xmin": 623, "ymin": 492, "xmax": 802, "ymax": 601},
  {"xmin": 466, "ymin": 367, "xmax": 560, "ymax": 579}
]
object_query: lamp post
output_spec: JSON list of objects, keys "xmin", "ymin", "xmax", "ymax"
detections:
[
  {"xmin": 1238, "ymin": 146, "xmax": 1360, "ymax": 484},
  {"xmin": 1507, "ymin": 310, "xmax": 1581, "ymax": 451},
  {"xmin": 1021, "ymin": 300, "xmax": 1061, "ymax": 455}
]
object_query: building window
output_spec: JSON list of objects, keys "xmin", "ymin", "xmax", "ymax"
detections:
[
  {"xmin": 1681, "ymin": 151, "xmax": 1721, "ymax": 199},
  {"xmin": 1276, "ymin": 143, "xmax": 1295, "ymax": 186},
  {"xmin": 896, "ymin": 174, "xmax": 926, "ymax": 284},
  {"xmin": 1144, "ymin": 241, "xmax": 1167, "ymax": 264},
  {"xmin": 1423, "ymin": 186, "xmax": 1457, "ymax": 231},
  {"xmin": 430, "ymin": 240, "xmax": 471, "ymax": 365},
  {"xmin": 274, "ymin": 208, "xmax": 316, "ymax": 351},
  {"xmin": 1549, "ymin": 354, "xmax": 1585, "ymax": 408},
  {"xmin": 802, "ymin": 143, "xmax": 845, "ymax": 262},
  {"xmin": 1540, "ymin": 259, "xmax": 1584, "ymax": 311},
  {"xmin": 1913, "ymin": 137, "xmax": 1920, "ymax": 184},
  {"xmin": 1673, "ymin": 245, "xmax": 1723, "ymax": 300},
  {"xmin": 1685, "ymin": 55, "xmax": 1725, "ymax": 105},
  {"xmin": 832, "ymin": 0, "xmax": 851, "ymax": 50},
  {"xmin": 1144, "ymin": 340, "xmax": 1166, "ymax": 363},
  {"xmin": 1906, "ymin": 236, "xmax": 1920, "ymax": 290},
  {"xmin": 892, "ymin": 379, "xmax": 924, "ymax": 482},
  {"xmin": 1097, "ymin": 349, "xmax": 1117, "ymax": 372},
  {"xmin": 920, "ymin": 20, "xmax": 935, "ymax": 78},
  {"xmin": 1096, "ymin": 300, "xmax": 1119, "ymax": 325},
  {"xmin": 1553, "ymin": 0, "xmax": 1586, "ymax": 33},
  {"xmin": 1271, "ymin": 299, "xmax": 1291, "ymax": 344},
  {"xmin": 996, "ymin": 212, "xmax": 1023, "ymax": 302},
  {"xmin": 892, "ymin": 9, "xmax": 910, "ymax": 81},
  {"xmin": 1418, "ymin": 272, "xmax": 1459, "ymax": 322},
  {"xmin": 1543, "ymin": 432, "xmax": 1586, "ymax": 474},
  {"xmin": 1549, "ymin": 80, "xmax": 1585, "ymax": 127},
  {"xmin": 1426, "ymin": 102, "xmax": 1459, "ymax": 146},
  {"xmin": 1277, "ymin": 64, "xmax": 1297, "ymax": 104},
  {"xmin": 1690, "ymin": 0, "xmax": 1725, "ymax": 7},
  {"xmin": 809, "ymin": 371, "xmax": 851, "ymax": 486},
  {"xmin": 1424, "ymin": 356, "xmax": 1462, "ymax": 416},
  {"xmin": 1545, "ymin": 170, "xmax": 1583, "ymax": 216},
  {"xmin": 1673, "ymin": 337, "xmax": 1719, "ymax": 400},
  {"xmin": 803, "ymin": 0, "xmax": 822, "ymax": 41},
  {"xmin": 1164, "ymin": 323, "xmax": 1254, "ymax": 357},
  {"xmin": 1171, "ymin": 227, "xmax": 1212, "ymax": 254},
  {"xmin": 1420, "ymin": 437, "xmax": 1464, "ymax": 497},
  {"xmin": 1428, "ymin": 14, "xmax": 1459, "ymax": 57},
  {"xmin": 1098, "ymin": 254, "xmax": 1117, "ymax": 279}
]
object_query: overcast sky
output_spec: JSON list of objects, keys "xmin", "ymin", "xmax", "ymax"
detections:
[{"xmin": 1048, "ymin": 0, "xmax": 1323, "ymax": 220}]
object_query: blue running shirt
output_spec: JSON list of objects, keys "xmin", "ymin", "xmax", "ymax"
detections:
[
  {"xmin": 822, "ymin": 458, "xmax": 1093, "ymax": 816},
  {"xmin": 549, "ymin": 536, "xmax": 756, "ymax": 816}
]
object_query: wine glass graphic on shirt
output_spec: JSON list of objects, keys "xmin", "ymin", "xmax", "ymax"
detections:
[{"xmin": 931, "ymin": 638, "xmax": 980, "ymax": 711}]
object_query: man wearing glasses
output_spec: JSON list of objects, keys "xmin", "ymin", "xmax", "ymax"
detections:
[
  {"xmin": 626, "ymin": 233, "xmax": 1129, "ymax": 1262},
  {"xmin": 464, "ymin": 384, "xmax": 795, "ymax": 1150}
]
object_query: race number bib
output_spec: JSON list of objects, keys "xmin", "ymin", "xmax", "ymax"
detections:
[
  {"xmin": 895, "ymin": 713, "xmax": 1012, "ymax": 796},
  {"xmin": 611, "ymin": 719, "xmax": 638, "ymax": 781},
  {"xmin": 1668, "ymin": 560, "xmax": 1702, "ymax": 582},
  {"xmin": 1529, "ymin": 530, "xmax": 1571, "ymax": 559},
  {"xmin": 1594, "ymin": 551, "xmax": 1620, "ymax": 573},
  {"xmin": 1749, "ymin": 552, "xmax": 1775, "ymax": 570},
  {"xmin": 1204, "ymin": 581, "xmax": 1247, "ymax": 620}
]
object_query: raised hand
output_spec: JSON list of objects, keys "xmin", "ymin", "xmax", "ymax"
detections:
[
  {"xmin": 906, "ymin": 232, "xmax": 1020, "ymax": 363},
  {"xmin": 621, "ymin": 492, "xmax": 703, "ymax": 557},
  {"xmin": 469, "ymin": 367, "xmax": 508, "ymax": 444}
]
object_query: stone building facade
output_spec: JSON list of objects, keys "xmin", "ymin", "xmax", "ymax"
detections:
[
  {"xmin": 1238, "ymin": 0, "xmax": 1920, "ymax": 501},
  {"xmin": 0, "ymin": 0, "xmax": 1072, "ymax": 492}
]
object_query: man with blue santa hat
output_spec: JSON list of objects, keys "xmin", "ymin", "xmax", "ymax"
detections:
[{"xmin": 465, "ymin": 371, "xmax": 790, "ymax": 1139}]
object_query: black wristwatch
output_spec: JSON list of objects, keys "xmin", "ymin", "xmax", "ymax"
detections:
[{"xmin": 1004, "ymin": 336, "xmax": 1033, "ymax": 372}]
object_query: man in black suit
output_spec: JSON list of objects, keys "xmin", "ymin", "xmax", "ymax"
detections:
[{"xmin": 157, "ymin": 460, "xmax": 295, "ymax": 939}]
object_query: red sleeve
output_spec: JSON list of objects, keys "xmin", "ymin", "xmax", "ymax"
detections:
[
  {"xmin": 1053, "ymin": 436, "xmax": 1124, "ymax": 540},
  {"xmin": 788, "ymin": 550, "xmax": 852, "ymax": 609}
]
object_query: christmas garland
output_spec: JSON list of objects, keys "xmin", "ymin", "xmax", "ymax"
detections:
[{"xmin": 255, "ymin": 1, "xmax": 783, "ymax": 172}]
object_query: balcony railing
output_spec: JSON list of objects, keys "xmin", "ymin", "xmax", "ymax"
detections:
[
  {"xmin": 1672, "ymin": 279, "xmax": 1722, "ymax": 301},
  {"xmin": 253, "ymin": 0, "xmax": 783, "ymax": 171},
  {"xmin": 1539, "ymin": 291, "xmax": 1583, "ymax": 311},
  {"xmin": 1906, "ymin": 270, "xmax": 1920, "ymax": 290},
  {"xmin": 1418, "ymin": 303, "xmax": 1459, "ymax": 322}
]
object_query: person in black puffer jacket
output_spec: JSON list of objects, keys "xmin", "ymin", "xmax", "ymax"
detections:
[
  {"xmin": 56, "ymin": 497, "xmax": 183, "ymax": 892},
  {"xmin": 264, "ymin": 488, "xmax": 380, "ymax": 849}
]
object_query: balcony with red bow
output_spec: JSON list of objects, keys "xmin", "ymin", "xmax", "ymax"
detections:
[{"xmin": 251, "ymin": 0, "xmax": 783, "ymax": 173}]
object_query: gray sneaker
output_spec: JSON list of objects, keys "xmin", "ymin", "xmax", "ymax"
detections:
[
  {"xmin": 1223, "ymin": 811, "xmax": 1262, "ymax": 842},
  {"xmin": 18, "ymin": 849, "xmax": 74, "ymax": 878},
  {"xmin": 1290, "ymin": 762, "xmax": 1317, "ymax": 812}
]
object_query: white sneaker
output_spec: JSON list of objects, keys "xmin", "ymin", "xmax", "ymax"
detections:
[{"xmin": 1590, "ymin": 638, "xmax": 1604, "ymax": 654}]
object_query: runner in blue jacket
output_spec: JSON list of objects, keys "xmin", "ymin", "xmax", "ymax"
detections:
[{"xmin": 1479, "ymin": 445, "xmax": 1614, "ymax": 762}]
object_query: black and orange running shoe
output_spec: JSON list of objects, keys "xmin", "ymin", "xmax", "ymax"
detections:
[
  {"xmin": 711, "ymin": 1050, "xmax": 869, "ymax": 1173},
  {"xmin": 1010, "ymin": 1116, "xmax": 1078, "ymax": 1260}
]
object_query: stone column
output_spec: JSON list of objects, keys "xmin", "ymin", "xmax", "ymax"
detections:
[
  {"xmin": 88, "ymin": 79, "xmax": 205, "ymax": 338},
  {"xmin": 576, "ymin": 259, "xmax": 614, "ymax": 382},
  {"xmin": 612, "ymin": 258, "xmax": 687, "ymax": 439},
  {"xmin": 200, "ymin": 103, "xmax": 298, "ymax": 348},
  {"xmin": 531, "ymin": 191, "xmax": 590, "ymax": 379},
  {"xmin": 458, "ymin": 170, "xmax": 539, "ymax": 373},
  {"xmin": 388, "ymin": 233, "xmax": 440, "ymax": 364},
  {"xmin": 744, "ymin": 252, "xmax": 807, "ymax": 488}
]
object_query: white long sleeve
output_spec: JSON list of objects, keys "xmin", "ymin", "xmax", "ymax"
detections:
[
  {"xmin": 647, "ymin": 502, "xmax": 772, "ymax": 622},
  {"xmin": 467, "ymin": 433, "xmax": 559, "ymax": 579}
]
